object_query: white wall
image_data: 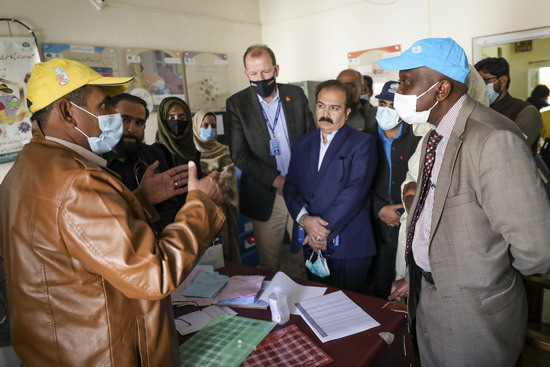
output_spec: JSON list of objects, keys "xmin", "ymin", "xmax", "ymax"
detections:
[
  {"xmin": 2, "ymin": 0, "xmax": 550, "ymax": 180},
  {"xmin": 1, "ymin": 0, "xmax": 262, "ymax": 179},
  {"xmin": 260, "ymin": 0, "xmax": 550, "ymax": 83}
]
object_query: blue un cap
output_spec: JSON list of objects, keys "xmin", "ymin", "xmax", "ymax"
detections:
[
  {"xmin": 377, "ymin": 38, "xmax": 470, "ymax": 83},
  {"xmin": 375, "ymin": 80, "xmax": 398, "ymax": 102}
]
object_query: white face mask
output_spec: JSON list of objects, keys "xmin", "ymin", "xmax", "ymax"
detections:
[
  {"xmin": 71, "ymin": 102, "xmax": 123, "ymax": 154},
  {"xmin": 485, "ymin": 81, "xmax": 501, "ymax": 104},
  {"xmin": 376, "ymin": 106, "xmax": 401, "ymax": 130},
  {"xmin": 393, "ymin": 81, "xmax": 440, "ymax": 125}
]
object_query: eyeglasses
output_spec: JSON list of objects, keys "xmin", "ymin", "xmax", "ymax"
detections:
[{"xmin": 482, "ymin": 76, "xmax": 499, "ymax": 83}]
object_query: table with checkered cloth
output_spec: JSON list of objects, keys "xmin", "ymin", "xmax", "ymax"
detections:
[{"xmin": 243, "ymin": 324, "xmax": 333, "ymax": 367}]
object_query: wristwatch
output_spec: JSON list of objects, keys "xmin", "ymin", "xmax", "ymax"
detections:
[{"xmin": 298, "ymin": 214, "xmax": 309, "ymax": 231}]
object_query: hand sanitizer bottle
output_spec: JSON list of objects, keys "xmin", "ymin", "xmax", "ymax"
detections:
[{"xmin": 269, "ymin": 286, "xmax": 290, "ymax": 325}]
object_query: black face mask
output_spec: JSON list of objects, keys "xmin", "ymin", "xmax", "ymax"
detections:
[
  {"xmin": 250, "ymin": 76, "xmax": 276, "ymax": 98},
  {"xmin": 166, "ymin": 119, "xmax": 188, "ymax": 136}
]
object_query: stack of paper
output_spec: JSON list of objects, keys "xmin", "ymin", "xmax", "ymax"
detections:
[
  {"xmin": 171, "ymin": 265, "xmax": 218, "ymax": 307},
  {"xmin": 216, "ymin": 275, "xmax": 268, "ymax": 308},
  {"xmin": 182, "ymin": 269, "xmax": 229, "ymax": 298},
  {"xmin": 175, "ymin": 305, "xmax": 237, "ymax": 336},
  {"xmin": 295, "ymin": 291, "xmax": 380, "ymax": 343}
]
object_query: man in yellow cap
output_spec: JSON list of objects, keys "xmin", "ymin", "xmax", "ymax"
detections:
[{"xmin": 0, "ymin": 58, "xmax": 226, "ymax": 366}]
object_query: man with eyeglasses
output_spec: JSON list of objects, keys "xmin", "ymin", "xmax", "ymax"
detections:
[
  {"xmin": 475, "ymin": 57, "xmax": 542, "ymax": 150},
  {"xmin": 105, "ymin": 93, "xmax": 181, "ymax": 233}
]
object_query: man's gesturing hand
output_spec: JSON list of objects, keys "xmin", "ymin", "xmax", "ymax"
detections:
[{"xmin": 188, "ymin": 161, "xmax": 225, "ymax": 206}]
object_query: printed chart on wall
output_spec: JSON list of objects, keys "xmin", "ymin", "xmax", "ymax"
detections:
[
  {"xmin": 0, "ymin": 37, "xmax": 40, "ymax": 163},
  {"xmin": 347, "ymin": 44, "xmax": 401, "ymax": 99},
  {"xmin": 125, "ymin": 48, "xmax": 185, "ymax": 109},
  {"xmin": 183, "ymin": 51, "xmax": 228, "ymax": 111},
  {"xmin": 42, "ymin": 42, "xmax": 121, "ymax": 77}
]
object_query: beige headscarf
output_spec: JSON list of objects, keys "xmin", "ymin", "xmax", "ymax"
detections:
[{"xmin": 192, "ymin": 110, "xmax": 240, "ymax": 262}]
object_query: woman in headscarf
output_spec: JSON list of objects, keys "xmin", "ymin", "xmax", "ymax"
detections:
[
  {"xmin": 155, "ymin": 97, "xmax": 201, "ymax": 207},
  {"xmin": 192, "ymin": 110, "xmax": 241, "ymax": 263}
]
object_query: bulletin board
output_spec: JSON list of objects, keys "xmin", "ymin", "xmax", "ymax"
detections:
[{"xmin": 183, "ymin": 51, "xmax": 228, "ymax": 111}]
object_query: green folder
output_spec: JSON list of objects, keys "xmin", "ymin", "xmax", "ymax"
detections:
[{"xmin": 180, "ymin": 314, "xmax": 276, "ymax": 367}]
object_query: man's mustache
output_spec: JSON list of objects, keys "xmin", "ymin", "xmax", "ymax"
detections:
[
  {"xmin": 319, "ymin": 116, "xmax": 333, "ymax": 124},
  {"xmin": 122, "ymin": 134, "xmax": 139, "ymax": 140}
]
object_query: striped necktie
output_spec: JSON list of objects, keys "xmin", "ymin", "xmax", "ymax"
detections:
[{"xmin": 405, "ymin": 129, "xmax": 443, "ymax": 262}]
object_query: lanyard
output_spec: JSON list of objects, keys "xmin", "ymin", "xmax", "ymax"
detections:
[{"xmin": 260, "ymin": 99, "xmax": 282, "ymax": 138}]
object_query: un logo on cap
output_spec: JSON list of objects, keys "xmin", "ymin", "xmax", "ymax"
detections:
[{"xmin": 411, "ymin": 45, "xmax": 422, "ymax": 54}]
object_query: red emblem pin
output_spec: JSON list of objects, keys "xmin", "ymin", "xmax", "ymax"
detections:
[{"xmin": 285, "ymin": 96, "xmax": 291, "ymax": 102}]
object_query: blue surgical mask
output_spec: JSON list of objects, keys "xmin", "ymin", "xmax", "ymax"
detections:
[
  {"xmin": 71, "ymin": 102, "xmax": 123, "ymax": 154},
  {"xmin": 199, "ymin": 127, "xmax": 216, "ymax": 142},
  {"xmin": 305, "ymin": 250, "xmax": 330, "ymax": 278},
  {"xmin": 376, "ymin": 106, "xmax": 401, "ymax": 130},
  {"xmin": 486, "ymin": 81, "xmax": 501, "ymax": 105}
]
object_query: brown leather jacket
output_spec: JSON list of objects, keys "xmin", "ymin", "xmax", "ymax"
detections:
[{"xmin": 0, "ymin": 127, "xmax": 224, "ymax": 366}]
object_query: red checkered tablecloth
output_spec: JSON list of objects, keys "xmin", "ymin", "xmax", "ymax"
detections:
[{"xmin": 243, "ymin": 324, "xmax": 333, "ymax": 367}]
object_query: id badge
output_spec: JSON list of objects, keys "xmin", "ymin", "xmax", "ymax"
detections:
[{"xmin": 269, "ymin": 138, "xmax": 281, "ymax": 156}]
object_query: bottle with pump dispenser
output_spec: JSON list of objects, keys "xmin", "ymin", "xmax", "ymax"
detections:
[{"xmin": 268, "ymin": 286, "xmax": 290, "ymax": 325}]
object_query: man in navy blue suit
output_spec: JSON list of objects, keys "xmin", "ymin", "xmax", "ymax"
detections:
[{"xmin": 284, "ymin": 80, "xmax": 377, "ymax": 293}]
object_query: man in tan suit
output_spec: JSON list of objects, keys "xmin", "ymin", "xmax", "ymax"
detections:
[{"xmin": 379, "ymin": 38, "xmax": 550, "ymax": 366}]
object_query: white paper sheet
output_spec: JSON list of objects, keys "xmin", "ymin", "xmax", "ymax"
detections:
[
  {"xmin": 258, "ymin": 271, "xmax": 327, "ymax": 314},
  {"xmin": 174, "ymin": 305, "xmax": 236, "ymax": 336},
  {"xmin": 295, "ymin": 291, "xmax": 380, "ymax": 343}
]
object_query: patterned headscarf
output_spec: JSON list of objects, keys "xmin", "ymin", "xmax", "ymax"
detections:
[
  {"xmin": 191, "ymin": 110, "xmax": 238, "ymax": 207},
  {"xmin": 156, "ymin": 97, "xmax": 198, "ymax": 165}
]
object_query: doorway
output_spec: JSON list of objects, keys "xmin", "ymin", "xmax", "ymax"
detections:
[{"xmin": 473, "ymin": 27, "xmax": 550, "ymax": 101}]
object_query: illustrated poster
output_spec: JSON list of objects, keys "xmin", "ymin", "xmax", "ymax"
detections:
[
  {"xmin": 42, "ymin": 42, "xmax": 120, "ymax": 77},
  {"xmin": 183, "ymin": 51, "xmax": 228, "ymax": 111},
  {"xmin": 348, "ymin": 44, "xmax": 401, "ymax": 98},
  {"xmin": 125, "ymin": 48, "xmax": 185, "ymax": 108},
  {"xmin": 0, "ymin": 37, "xmax": 41, "ymax": 163}
]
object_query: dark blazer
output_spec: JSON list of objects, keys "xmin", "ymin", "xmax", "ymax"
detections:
[
  {"xmin": 105, "ymin": 144, "xmax": 181, "ymax": 233},
  {"xmin": 371, "ymin": 123, "xmax": 421, "ymax": 252},
  {"xmin": 284, "ymin": 125, "xmax": 377, "ymax": 260},
  {"xmin": 372, "ymin": 123, "xmax": 421, "ymax": 218},
  {"xmin": 225, "ymin": 83, "xmax": 315, "ymax": 221}
]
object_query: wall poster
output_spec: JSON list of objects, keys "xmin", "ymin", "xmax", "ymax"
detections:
[
  {"xmin": 42, "ymin": 42, "xmax": 121, "ymax": 77},
  {"xmin": 0, "ymin": 37, "xmax": 41, "ymax": 163},
  {"xmin": 183, "ymin": 51, "xmax": 228, "ymax": 112},
  {"xmin": 347, "ymin": 44, "xmax": 401, "ymax": 98},
  {"xmin": 125, "ymin": 48, "xmax": 186, "ymax": 108}
]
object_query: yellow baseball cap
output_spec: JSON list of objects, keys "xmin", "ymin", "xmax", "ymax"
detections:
[{"xmin": 27, "ymin": 58, "xmax": 133, "ymax": 113}]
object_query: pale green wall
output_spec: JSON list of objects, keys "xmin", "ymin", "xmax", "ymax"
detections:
[{"xmin": 482, "ymin": 38, "xmax": 550, "ymax": 100}]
